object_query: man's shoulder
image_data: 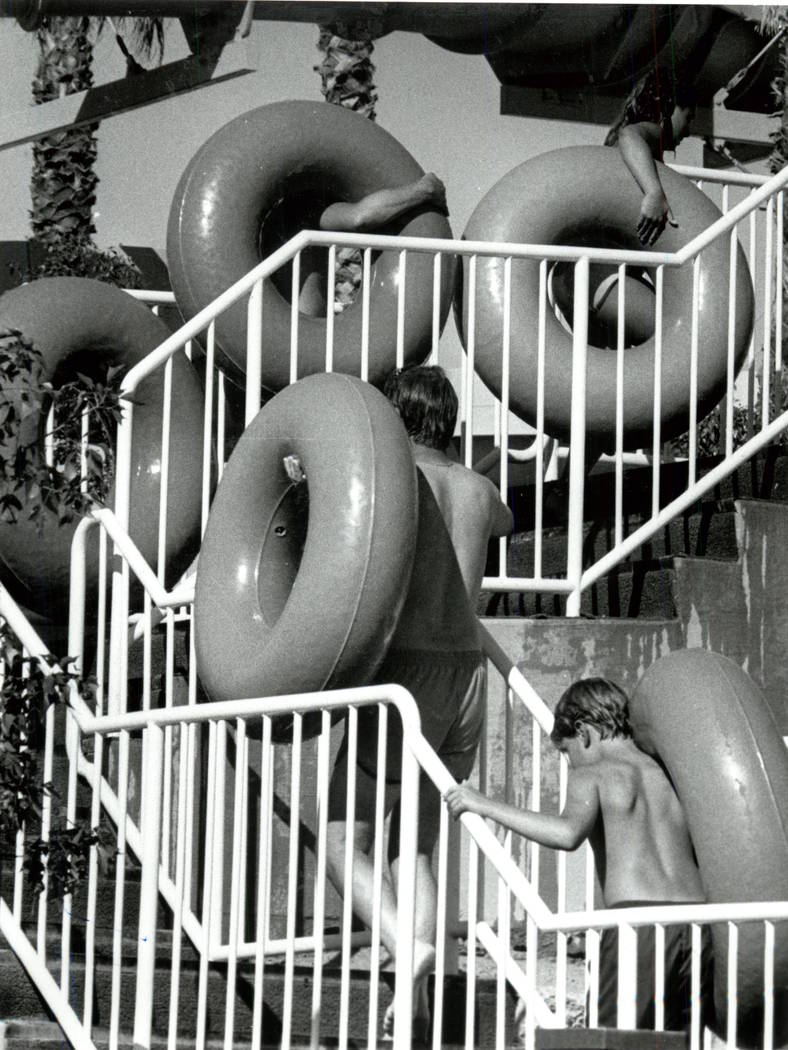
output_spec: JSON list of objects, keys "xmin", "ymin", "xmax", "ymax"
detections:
[
  {"xmin": 450, "ymin": 461, "xmax": 501, "ymax": 499},
  {"xmin": 417, "ymin": 452, "xmax": 497, "ymax": 495}
]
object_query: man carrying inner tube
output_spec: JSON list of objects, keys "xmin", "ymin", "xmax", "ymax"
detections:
[
  {"xmin": 605, "ymin": 71, "xmax": 697, "ymax": 247},
  {"xmin": 298, "ymin": 173, "xmax": 447, "ymax": 314},
  {"xmin": 323, "ymin": 365, "xmax": 512, "ymax": 1042}
]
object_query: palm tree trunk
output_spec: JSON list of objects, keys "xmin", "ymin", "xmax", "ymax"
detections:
[
  {"xmin": 315, "ymin": 23, "xmax": 378, "ymax": 121},
  {"xmin": 29, "ymin": 15, "xmax": 163, "ymax": 285},
  {"xmin": 31, "ymin": 16, "xmax": 98, "ymax": 247}
]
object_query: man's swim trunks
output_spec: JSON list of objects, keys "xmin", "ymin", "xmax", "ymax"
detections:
[
  {"xmin": 358, "ymin": 648, "xmax": 485, "ymax": 781},
  {"xmin": 328, "ymin": 649, "xmax": 486, "ymax": 846},
  {"xmin": 595, "ymin": 901, "xmax": 716, "ymax": 1032}
]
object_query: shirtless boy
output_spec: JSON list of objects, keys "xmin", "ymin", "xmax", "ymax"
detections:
[
  {"xmin": 325, "ymin": 365, "xmax": 513, "ymax": 1040},
  {"xmin": 445, "ymin": 677, "xmax": 715, "ymax": 1032}
]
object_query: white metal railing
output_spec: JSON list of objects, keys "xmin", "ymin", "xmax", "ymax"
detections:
[
  {"xmin": 1, "ymin": 570, "xmax": 424, "ymax": 1050},
  {"xmin": 113, "ymin": 162, "xmax": 788, "ymax": 639},
  {"xmin": 2, "ymin": 162, "xmax": 787, "ymax": 1050},
  {"xmin": 3, "ymin": 568, "xmax": 786, "ymax": 1050}
]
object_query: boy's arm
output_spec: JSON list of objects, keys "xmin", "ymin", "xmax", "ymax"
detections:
[
  {"xmin": 319, "ymin": 173, "xmax": 447, "ymax": 232},
  {"xmin": 617, "ymin": 122, "xmax": 677, "ymax": 247},
  {"xmin": 444, "ymin": 772, "xmax": 600, "ymax": 851}
]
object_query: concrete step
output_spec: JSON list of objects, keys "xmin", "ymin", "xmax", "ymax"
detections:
[
  {"xmin": 485, "ymin": 501, "xmax": 740, "ymax": 619},
  {"xmin": 536, "ymin": 1028, "xmax": 687, "ymax": 1050},
  {"xmin": 0, "ymin": 1020, "xmax": 261, "ymax": 1050},
  {"xmin": 506, "ymin": 448, "xmax": 788, "ymax": 532},
  {"xmin": 0, "ymin": 947, "xmax": 515, "ymax": 1046}
]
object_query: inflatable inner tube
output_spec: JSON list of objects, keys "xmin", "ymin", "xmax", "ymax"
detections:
[
  {"xmin": 631, "ymin": 650, "xmax": 788, "ymax": 1047},
  {"xmin": 458, "ymin": 147, "xmax": 754, "ymax": 449},
  {"xmin": 0, "ymin": 277, "xmax": 205, "ymax": 622},
  {"xmin": 194, "ymin": 372, "xmax": 418, "ymax": 741},
  {"xmin": 167, "ymin": 100, "xmax": 456, "ymax": 392}
]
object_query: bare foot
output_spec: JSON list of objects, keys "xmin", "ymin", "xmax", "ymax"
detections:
[{"xmin": 381, "ymin": 939, "xmax": 435, "ymax": 1043}]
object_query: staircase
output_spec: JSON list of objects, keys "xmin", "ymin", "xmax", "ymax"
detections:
[
  {"xmin": 484, "ymin": 449, "xmax": 788, "ymax": 736},
  {"xmin": 3, "ymin": 453, "xmax": 787, "ymax": 1048},
  {"xmin": 2, "ymin": 157, "xmax": 788, "ymax": 1049}
]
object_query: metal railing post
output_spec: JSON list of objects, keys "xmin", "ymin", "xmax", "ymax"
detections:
[
  {"xmin": 565, "ymin": 255, "xmax": 590, "ymax": 617},
  {"xmin": 107, "ymin": 400, "xmax": 134, "ymax": 716},
  {"xmin": 392, "ymin": 738, "xmax": 420, "ymax": 1050},
  {"xmin": 616, "ymin": 921, "xmax": 638, "ymax": 1029},
  {"xmin": 132, "ymin": 721, "xmax": 165, "ymax": 1050}
]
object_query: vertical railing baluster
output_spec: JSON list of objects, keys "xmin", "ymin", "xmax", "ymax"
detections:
[
  {"xmin": 726, "ymin": 221, "xmax": 739, "ymax": 459},
  {"xmin": 464, "ymin": 840, "xmax": 479, "ymax": 1050},
  {"xmin": 689, "ymin": 923, "xmax": 702, "ymax": 1050},
  {"xmin": 252, "ymin": 716, "xmax": 275, "ymax": 1050},
  {"xmin": 762, "ymin": 197, "xmax": 775, "ymax": 428},
  {"xmin": 431, "ymin": 252, "xmax": 442, "ymax": 361},
  {"xmin": 282, "ymin": 714, "xmax": 303, "ymax": 1050},
  {"xmin": 565, "ymin": 256, "xmax": 590, "ymax": 615},
  {"xmin": 157, "ymin": 355, "xmax": 173, "ymax": 584},
  {"xmin": 338, "ymin": 707, "xmax": 358, "ymax": 1050},
  {"xmin": 616, "ymin": 922, "xmax": 638, "ymax": 1029},
  {"xmin": 763, "ymin": 921, "xmax": 775, "ymax": 1050},
  {"xmin": 246, "ymin": 279, "xmax": 263, "ymax": 424},
  {"xmin": 325, "ymin": 244, "xmax": 336, "ymax": 373},
  {"xmin": 688, "ymin": 257, "xmax": 701, "ymax": 487},
  {"xmin": 290, "ymin": 250, "xmax": 301, "ymax": 384},
  {"xmin": 615, "ymin": 264, "xmax": 626, "ymax": 547},
  {"xmin": 535, "ymin": 260, "xmax": 547, "ymax": 577},
  {"xmin": 776, "ymin": 193, "xmax": 784, "ymax": 373},
  {"xmin": 132, "ymin": 723, "xmax": 165, "ymax": 1050},
  {"xmin": 309, "ymin": 710, "xmax": 331, "ymax": 1050},
  {"xmin": 367, "ymin": 704, "xmax": 389, "ymax": 1050},
  {"xmin": 499, "ymin": 257, "xmax": 512, "ymax": 582},
  {"xmin": 463, "ymin": 256, "xmax": 477, "ymax": 468},
  {"xmin": 654, "ymin": 923, "xmax": 666, "ymax": 1030},
  {"xmin": 651, "ymin": 266, "xmax": 664, "ymax": 518},
  {"xmin": 726, "ymin": 921, "xmax": 738, "ymax": 1048},
  {"xmin": 396, "ymin": 249, "xmax": 407, "ymax": 369},
  {"xmin": 223, "ymin": 719, "xmax": 247, "ymax": 1050},
  {"xmin": 361, "ymin": 248, "xmax": 372, "ymax": 380},
  {"xmin": 201, "ymin": 323, "xmax": 215, "ymax": 536}
]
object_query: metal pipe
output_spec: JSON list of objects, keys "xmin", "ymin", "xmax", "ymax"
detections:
[
  {"xmin": 565, "ymin": 256, "xmax": 590, "ymax": 616},
  {"xmin": 132, "ymin": 722, "xmax": 165, "ymax": 1050}
]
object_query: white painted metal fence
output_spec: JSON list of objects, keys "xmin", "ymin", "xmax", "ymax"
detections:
[
  {"xmin": 2, "ymin": 573, "xmax": 786, "ymax": 1050},
  {"xmin": 1, "ymin": 160, "xmax": 787, "ymax": 1049}
]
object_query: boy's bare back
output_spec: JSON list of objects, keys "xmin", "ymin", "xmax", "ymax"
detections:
[{"xmin": 576, "ymin": 740, "xmax": 705, "ymax": 907}]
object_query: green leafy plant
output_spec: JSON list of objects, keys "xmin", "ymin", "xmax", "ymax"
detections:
[
  {"xmin": 0, "ymin": 327, "xmax": 123, "ymax": 526},
  {"xmin": 0, "ymin": 621, "xmax": 112, "ymax": 898},
  {"xmin": 670, "ymin": 369, "xmax": 788, "ymax": 459}
]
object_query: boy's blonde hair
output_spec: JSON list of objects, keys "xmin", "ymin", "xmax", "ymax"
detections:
[{"xmin": 550, "ymin": 678, "xmax": 633, "ymax": 744}]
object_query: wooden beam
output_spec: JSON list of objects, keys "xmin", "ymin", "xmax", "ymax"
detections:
[
  {"xmin": 0, "ymin": 42, "xmax": 255, "ymax": 152},
  {"xmin": 500, "ymin": 85, "xmax": 778, "ymax": 146}
]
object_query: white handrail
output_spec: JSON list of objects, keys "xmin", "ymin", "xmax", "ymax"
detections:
[
  {"xmin": 118, "ymin": 162, "xmax": 788, "ymax": 401},
  {"xmin": 674, "ymin": 165, "xmax": 788, "ymax": 263},
  {"xmin": 670, "ymin": 164, "xmax": 771, "ymax": 188},
  {"xmin": 581, "ymin": 401, "xmax": 788, "ymax": 592},
  {"xmin": 0, "ymin": 901, "xmax": 97, "ymax": 1050}
]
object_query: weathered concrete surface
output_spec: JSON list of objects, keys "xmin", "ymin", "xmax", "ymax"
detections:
[{"xmin": 673, "ymin": 499, "xmax": 788, "ymax": 734}]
